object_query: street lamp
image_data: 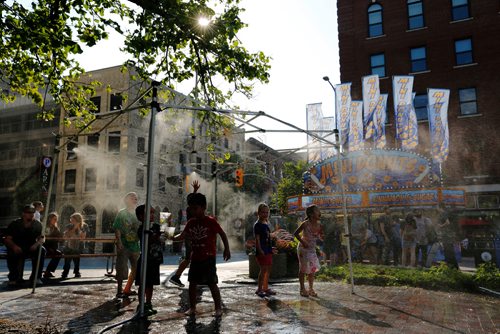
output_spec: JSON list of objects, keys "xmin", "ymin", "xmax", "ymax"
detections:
[{"xmin": 323, "ymin": 76, "xmax": 355, "ymax": 293}]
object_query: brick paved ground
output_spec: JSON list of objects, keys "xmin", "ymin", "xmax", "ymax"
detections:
[{"xmin": 0, "ymin": 258, "xmax": 498, "ymax": 334}]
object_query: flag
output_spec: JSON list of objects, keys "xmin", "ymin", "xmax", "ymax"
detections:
[
  {"xmin": 335, "ymin": 83, "xmax": 352, "ymax": 145},
  {"xmin": 348, "ymin": 100, "xmax": 364, "ymax": 151},
  {"xmin": 306, "ymin": 103, "xmax": 324, "ymax": 163},
  {"xmin": 374, "ymin": 94, "xmax": 388, "ymax": 148},
  {"xmin": 428, "ymin": 88, "xmax": 450, "ymax": 163},
  {"xmin": 393, "ymin": 76, "xmax": 418, "ymax": 150},
  {"xmin": 362, "ymin": 74, "xmax": 380, "ymax": 140},
  {"xmin": 321, "ymin": 116, "xmax": 336, "ymax": 159}
]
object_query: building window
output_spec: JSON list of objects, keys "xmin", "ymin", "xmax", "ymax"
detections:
[
  {"xmin": 370, "ymin": 53, "xmax": 386, "ymax": 77},
  {"xmin": 87, "ymin": 134, "xmax": 99, "ymax": 149},
  {"xmin": 367, "ymin": 4, "xmax": 383, "ymax": 37},
  {"xmin": 110, "ymin": 93, "xmax": 122, "ymax": 111},
  {"xmin": 67, "ymin": 141, "xmax": 78, "ymax": 160},
  {"xmin": 196, "ymin": 157, "xmax": 202, "ymax": 171},
  {"xmin": 136, "ymin": 168, "xmax": 144, "ymax": 188},
  {"xmin": 85, "ymin": 168, "xmax": 97, "ymax": 192},
  {"xmin": 159, "ymin": 174, "xmax": 166, "ymax": 192},
  {"xmin": 455, "ymin": 38, "xmax": 473, "ymax": 65},
  {"xmin": 458, "ymin": 87, "xmax": 478, "ymax": 115},
  {"xmin": 106, "ymin": 166, "xmax": 119, "ymax": 190},
  {"xmin": 90, "ymin": 96, "xmax": 101, "ymax": 113},
  {"xmin": 108, "ymin": 131, "xmax": 121, "ymax": 154},
  {"xmin": 407, "ymin": 0, "xmax": 424, "ymax": 30},
  {"xmin": 137, "ymin": 137, "xmax": 145, "ymax": 153},
  {"xmin": 451, "ymin": 0, "xmax": 470, "ymax": 21},
  {"xmin": 0, "ymin": 169, "xmax": 16, "ymax": 188},
  {"xmin": 414, "ymin": 94, "xmax": 428, "ymax": 121},
  {"xmin": 64, "ymin": 169, "xmax": 76, "ymax": 193},
  {"xmin": 101, "ymin": 208, "xmax": 117, "ymax": 234},
  {"xmin": 410, "ymin": 46, "xmax": 427, "ymax": 72}
]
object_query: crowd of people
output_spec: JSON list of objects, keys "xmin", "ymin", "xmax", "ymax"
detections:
[
  {"xmin": 321, "ymin": 205, "xmax": 461, "ymax": 269},
  {"xmin": 3, "ymin": 188, "xmax": 463, "ymax": 318}
]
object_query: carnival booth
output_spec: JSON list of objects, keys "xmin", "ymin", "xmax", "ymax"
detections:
[{"xmin": 287, "ymin": 148, "xmax": 466, "ymax": 265}]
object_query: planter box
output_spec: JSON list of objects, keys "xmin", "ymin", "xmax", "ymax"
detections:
[{"xmin": 248, "ymin": 253, "xmax": 287, "ymax": 279}]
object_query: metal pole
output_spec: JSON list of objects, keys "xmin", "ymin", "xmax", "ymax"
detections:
[
  {"xmin": 324, "ymin": 75, "xmax": 355, "ymax": 293},
  {"xmin": 31, "ymin": 147, "xmax": 58, "ymax": 293},
  {"xmin": 334, "ymin": 130, "xmax": 355, "ymax": 293},
  {"xmin": 138, "ymin": 81, "xmax": 160, "ymax": 317}
]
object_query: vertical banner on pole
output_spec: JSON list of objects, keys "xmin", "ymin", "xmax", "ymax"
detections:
[
  {"xmin": 306, "ymin": 103, "xmax": 324, "ymax": 163},
  {"xmin": 374, "ymin": 94, "xmax": 388, "ymax": 148},
  {"xmin": 335, "ymin": 83, "xmax": 352, "ymax": 145},
  {"xmin": 321, "ymin": 116, "xmax": 336, "ymax": 159},
  {"xmin": 362, "ymin": 74, "xmax": 380, "ymax": 140},
  {"xmin": 348, "ymin": 101, "xmax": 364, "ymax": 151},
  {"xmin": 393, "ymin": 75, "xmax": 418, "ymax": 150},
  {"xmin": 428, "ymin": 88, "xmax": 450, "ymax": 163}
]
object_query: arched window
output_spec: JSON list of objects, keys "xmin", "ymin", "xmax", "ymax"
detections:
[
  {"xmin": 368, "ymin": 4, "xmax": 383, "ymax": 37},
  {"xmin": 83, "ymin": 205, "xmax": 97, "ymax": 254},
  {"xmin": 407, "ymin": 0, "xmax": 424, "ymax": 30},
  {"xmin": 60, "ymin": 205, "xmax": 75, "ymax": 230},
  {"xmin": 101, "ymin": 207, "xmax": 117, "ymax": 234}
]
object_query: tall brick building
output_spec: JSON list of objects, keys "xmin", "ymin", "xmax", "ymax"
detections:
[{"xmin": 336, "ymin": 1, "xmax": 500, "ymax": 249}]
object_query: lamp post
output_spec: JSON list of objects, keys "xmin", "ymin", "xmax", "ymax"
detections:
[{"xmin": 323, "ymin": 76, "xmax": 355, "ymax": 293}]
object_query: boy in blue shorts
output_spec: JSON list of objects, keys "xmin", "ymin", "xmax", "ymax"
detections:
[{"xmin": 172, "ymin": 193, "xmax": 231, "ymax": 317}]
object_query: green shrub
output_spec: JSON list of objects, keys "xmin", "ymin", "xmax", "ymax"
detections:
[
  {"xmin": 316, "ymin": 263, "xmax": 495, "ymax": 293},
  {"xmin": 474, "ymin": 262, "xmax": 500, "ymax": 290}
]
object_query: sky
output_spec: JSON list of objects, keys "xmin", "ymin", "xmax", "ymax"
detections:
[{"xmin": 75, "ymin": 0, "xmax": 340, "ymax": 151}]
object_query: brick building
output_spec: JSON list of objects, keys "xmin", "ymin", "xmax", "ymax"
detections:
[{"xmin": 337, "ymin": 0, "xmax": 500, "ymax": 255}]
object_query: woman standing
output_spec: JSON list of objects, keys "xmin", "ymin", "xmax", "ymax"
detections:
[
  {"xmin": 294, "ymin": 205, "xmax": 323, "ymax": 297},
  {"xmin": 62, "ymin": 213, "xmax": 88, "ymax": 278},
  {"xmin": 43, "ymin": 212, "xmax": 63, "ymax": 279},
  {"xmin": 401, "ymin": 213, "xmax": 417, "ymax": 267}
]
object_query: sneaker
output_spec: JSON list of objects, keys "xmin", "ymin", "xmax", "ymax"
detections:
[
  {"xmin": 116, "ymin": 292, "xmax": 126, "ymax": 298},
  {"xmin": 264, "ymin": 289, "xmax": 277, "ymax": 296},
  {"xmin": 7, "ymin": 280, "xmax": 17, "ymax": 286},
  {"xmin": 74, "ymin": 273, "xmax": 81, "ymax": 278},
  {"xmin": 61, "ymin": 272, "xmax": 68, "ymax": 279},
  {"xmin": 123, "ymin": 290, "xmax": 137, "ymax": 296},
  {"xmin": 169, "ymin": 275, "xmax": 185, "ymax": 287},
  {"xmin": 256, "ymin": 290, "xmax": 267, "ymax": 298},
  {"xmin": 144, "ymin": 303, "xmax": 157, "ymax": 316},
  {"xmin": 43, "ymin": 272, "xmax": 55, "ymax": 278}
]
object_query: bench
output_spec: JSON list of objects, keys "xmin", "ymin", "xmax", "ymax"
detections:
[{"xmin": 1, "ymin": 237, "xmax": 117, "ymax": 276}]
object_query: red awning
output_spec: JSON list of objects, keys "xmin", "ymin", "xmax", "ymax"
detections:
[{"xmin": 459, "ymin": 218, "xmax": 490, "ymax": 226}]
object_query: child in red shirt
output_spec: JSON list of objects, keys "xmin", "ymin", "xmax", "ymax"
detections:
[{"xmin": 172, "ymin": 193, "xmax": 231, "ymax": 317}]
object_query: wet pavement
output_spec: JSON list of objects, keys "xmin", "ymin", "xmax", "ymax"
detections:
[{"xmin": 0, "ymin": 253, "xmax": 499, "ymax": 334}]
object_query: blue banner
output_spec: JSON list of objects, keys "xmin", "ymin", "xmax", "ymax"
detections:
[
  {"xmin": 362, "ymin": 75, "xmax": 380, "ymax": 140},
  {"xmin": 335, "ymin": 83, "xmax": 352, "ymax": 145},
  {"xmin": 348, "ymin": 101, "xmax": 364, "ymax": 151},
  {"xmin": 428, "ymin": 88, "xmax": 450, "ymax": 163},
  {"xmin": 374, "ymin": 94, "xmax": 388, "ymax": 148}
]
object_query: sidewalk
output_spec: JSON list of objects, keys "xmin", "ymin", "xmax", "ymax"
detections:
[{"xmin": 0, "ymin": 253, "xmax": 498, "ymax": 333}]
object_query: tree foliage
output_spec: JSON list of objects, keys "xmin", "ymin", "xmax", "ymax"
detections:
[
  {"xmin": 0, "ymin": 0, "xmax": 271, "ymax": 127},
  {"xmin": 271, "ymin": 160, "xmax": 307, "ymax": 214}
]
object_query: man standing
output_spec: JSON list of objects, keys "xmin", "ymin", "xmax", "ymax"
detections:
[
  {"xmin": 113, "ymin": 192, "xmax": 141, "ymax": 298},
  {"xmin": 437, "ymin": 204, "xmax": 459, "ymax": 269},
  {"xmin": 379, "ymin": 207, "xmax": 401, "ymax": 266},
  {"xmin": 4, "ymin": 204, "xmax": 46, "ymax": 286},
  {"xmin": 32, "ymin": 201, "xmax": 45, "ymax": 221},
  {"xmin": 374, "ymin": 206, "xmax": 392, "ymax": 265},
  {"xmin": 414, "ymin": 209, "xmax": 431, "ymax": 267}
]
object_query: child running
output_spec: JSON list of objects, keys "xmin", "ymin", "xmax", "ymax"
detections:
[
  {"xmin": 293, "ymin": 204, "xmax": 323, "ymax": 297},
  {"xmin": 172, "ymin": 193, "xmax": 231, "ymax": 317},
  {"xmin": 253, "ymin": 203, "xmax": 276, "ymax": 298}
]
